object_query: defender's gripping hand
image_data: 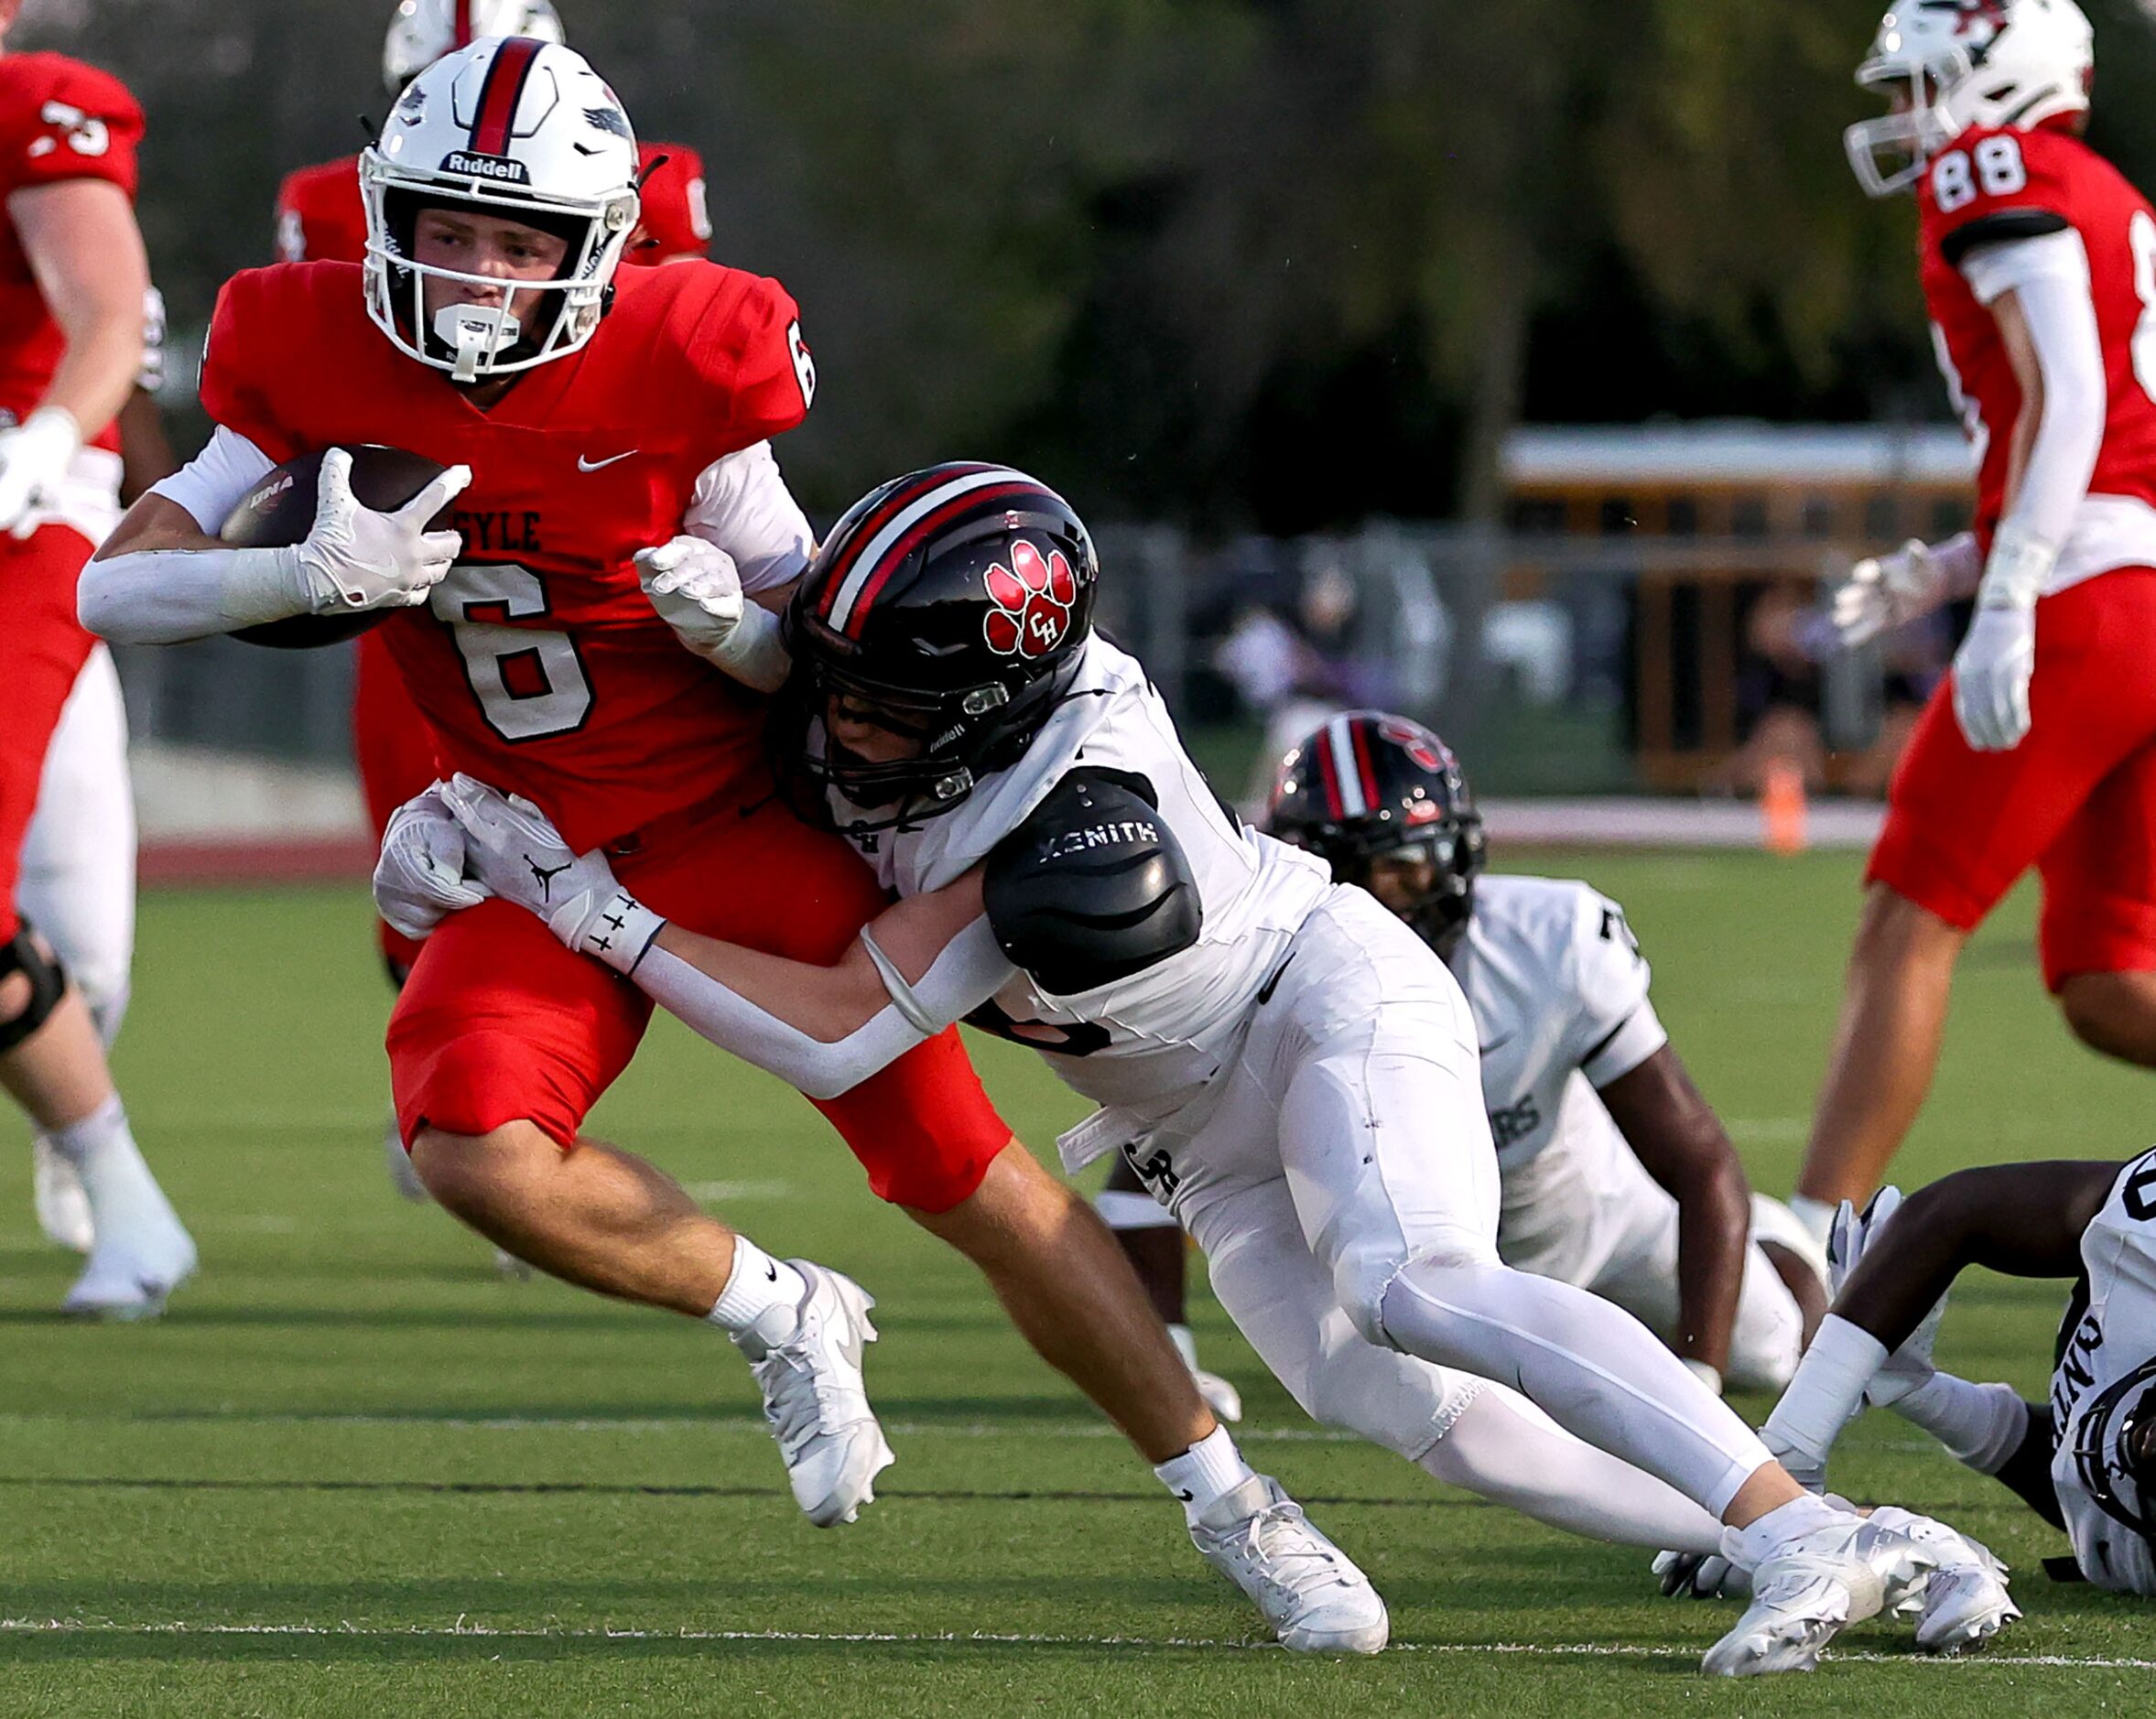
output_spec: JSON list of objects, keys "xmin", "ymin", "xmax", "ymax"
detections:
[
  {"xmin": 439, "ymin": 773, "xmax": 664, "ymax": 973},
  {"xmin": 1828, "ymin": 1188, "xmax": 1946, "ymax": 1408},
  {"xmin": 373, "ymin": 783, "xmax": 493, "ymax": 941},
  {"xmin": 0, "ymin": 406, "xmax": 81, "ymax": 537},
  {"xmin": 294, "ymin": 449, "xmax": 471, "ymax": 613}
]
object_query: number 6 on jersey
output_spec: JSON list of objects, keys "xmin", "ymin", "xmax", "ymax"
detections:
[{"xmin": 430, "ymin": 562, "xmax": 594, "ymax": 741}]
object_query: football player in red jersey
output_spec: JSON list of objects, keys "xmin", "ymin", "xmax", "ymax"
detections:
[
  {"xmin": 1791, "ymin": 0, "xmax": 2156, "ymax": 1235},
  {"xmin": 277, "ymin": 0, "xmax": 718, "ymax": 1205},
  {"xmin": 82, "ymin": 40, "xmax": 1249, "ymax": 1570},
  {"xmin": 297, "ymin": 3, "xmax": 711, "ymax": 1214},
  {"xmin": 0, "ymin": 0, "xmax": 194, "ymax": 1316}
]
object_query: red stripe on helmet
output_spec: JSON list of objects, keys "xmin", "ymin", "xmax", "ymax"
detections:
[
  {"xmin": 454, "ymin": 1, "xmax": 475, "ymax": 48},
  {"xmin": 1349, "ymin": 716, "xmax": 1381, "ymax": 814},
  {"xmin": 813, "ymin": 472, "xmax": 948, "ymax": 622},
  {"xmin": 1315, "ymin": 729, "xmax": 1347, "ymax": 821},
  {"xmin": 470, "ymin": 34, "xmax": 542, "ymax": 156},
  {"xmin": 841, "ymin": 481, "xmax": 1036, "ymax": 640}
]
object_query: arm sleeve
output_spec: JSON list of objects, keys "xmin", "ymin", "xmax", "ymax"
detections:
[
  {"xmin": 681, "ymin": 440, "xmax": 814, "ymax": 594},
  {"xmin": 633, "ymin": 918, "xmax": 1015, "ymax": 1100},
  {"xmin": 146, "ymin": 423, "xmax": 276, "ymax": 533},
  {"xmin": 1959, "ymin": 229, "xmax": 2106, "ymax": 551},
  {"xmin": 1564, "ymin": 890, "xmax": 1669, "ymax": 1088},
  {"xmin": 0, "ymin": 61, "xmax": 143, "ymax": 200}
]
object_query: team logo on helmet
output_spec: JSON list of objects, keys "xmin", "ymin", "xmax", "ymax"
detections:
[
  {"xmin": 1951, "ymin": 0, "xmax": 2011, "ymax": 40},
  {"xmin": 1376, "ymin": 716, "xmax": 1446, "ymax": 773},
  {"xmin": 983, "ymin": 540, "xmax": 1078, "ymax": 659}
]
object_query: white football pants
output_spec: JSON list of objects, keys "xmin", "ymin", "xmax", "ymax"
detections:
[
  {"xmin": 1147, "ymin": 888, "xmax": 1770, "ymax": 1531},
  {"xmin": 19, "ymin": 644, "xmax": 135, "ymax": 1042}
]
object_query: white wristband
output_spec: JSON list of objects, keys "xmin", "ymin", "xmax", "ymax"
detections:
[
  {"xmin": 567, "ymin": 890, "xmax": 666, "ymax": 976},
  {"xmin": 1761, "ymin": 1314, "xmax": 1887, "ymax": 1472},
  {"xmin": 1977, "ymin": 520, "xmax": 2056, "ymax": 611},
  {"xmin": 702, "ymin": 601, "xmax": 791, "ymax": 694}
]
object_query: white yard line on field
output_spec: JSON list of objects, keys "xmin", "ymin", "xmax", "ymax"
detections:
[{"xmin": 0, "ymin": 1616, "xmax": 2147, "ymax": 1669}]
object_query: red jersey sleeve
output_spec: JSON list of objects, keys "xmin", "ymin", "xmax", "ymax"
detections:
[
  {"xmin": 0, "ymin": 55, "xmax": 143, "ymax": 200},
  {"xmin": 1918, "ymin": 124, "xmax": 2083, "ymax": 268},
  {"xmin": 198, "ymin": 267, "xmax": 303, "ymax": 463},
  {"xmin": 686, "ymin": 272, "xmax": 814, "ymax": 447}
]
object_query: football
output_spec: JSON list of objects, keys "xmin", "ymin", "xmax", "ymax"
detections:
[{"xmin": 220, "ymin": 444, "xmax": 451, "ymax": 649}]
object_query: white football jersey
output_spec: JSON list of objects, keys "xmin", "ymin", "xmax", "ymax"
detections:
[
  {"xmin": 2051, "ymin": 1149, "xmax": 2156, "ymax": 1593},
  {"xmin": 833, "ymin": 636, "xmax": 1334, "ymax": 1128}
]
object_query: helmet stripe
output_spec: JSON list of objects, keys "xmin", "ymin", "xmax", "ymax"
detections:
[
  {"xmin": 1325, "ymin": 715, "xmax": 1367, "ymax": 818},
  {"xmin": 840, "ymin": 481, "xmax": 1037, "ymax": 640},
  {"xmin": 453, "ymin": 1, "xmax": 475, "ymax": 48},
  {"xmin": 822, "ymin": 466, "xmax": 1024, "ymax": 632},
  {"xmin": 1348, "ymin": 715, "xmax": 1382, "ymax": 814},
  {"xmin": 469, "ymin": 34, "xmax": 543, "ymax": 156}
]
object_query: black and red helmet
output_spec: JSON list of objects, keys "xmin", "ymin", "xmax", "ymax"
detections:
[
  {"xmin": 778, "ymin": 462, "xmax": 1100, "ymax": 827},
  {"xmin": 1265, "ymin": 710, "xmax": 1486, "ymax": 951}
]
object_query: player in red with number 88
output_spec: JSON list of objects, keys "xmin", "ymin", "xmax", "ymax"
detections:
[
  {"xmin": 1795, "ymin": 0, "xmax": 2156, "ymax": 1233},
  {"xmin": 79, "ymin": 38, "xmax": 1251, "ymax": 1582}
]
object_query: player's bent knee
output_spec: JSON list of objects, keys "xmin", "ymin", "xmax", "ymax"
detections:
[
  {"xmin": 407, "ymin": 1120, "xmax": 555, "ymax": 1216},
  {"xmin": 0, "ymin": 925, "xmax": 67, "ymax": 1053},
  {"xmin": 2057, "ymin": 973, "xmax": 2156, "ymax": 1064}
]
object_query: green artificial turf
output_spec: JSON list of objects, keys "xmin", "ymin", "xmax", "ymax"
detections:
[{"xmin": 3, "ymin": 852, "xmax": 2152, "ymax": 1714}]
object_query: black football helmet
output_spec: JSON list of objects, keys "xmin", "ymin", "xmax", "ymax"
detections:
[
  {"xmin": 1265, "ymin": 710, "xmax": 1486, "ymax": 954},
  {"xmin": 2068, "ymin": 1356, "xmax": 2156, "ymax": 1576},
  {"xmin": 776, "ymin": 462, "xmax": 1100, "ymax": 830}
]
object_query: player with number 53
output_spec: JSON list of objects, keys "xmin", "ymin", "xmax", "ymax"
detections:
[{"xmin": 1794, "ymin": 0, "xmax": 2156, "ymax": 1237}]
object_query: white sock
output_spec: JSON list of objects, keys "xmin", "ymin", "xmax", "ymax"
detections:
[
  {"xmin": 1726, "ymin": 1491, "xmax": 1848, "ymax": 1570},
  {"xmin": 708, "ymin": 1236, "xmax": 807, "ymax": 1352},
  {"xmin": 1760, "ymin": 1315, "xmax": 1888, "ymax": 1475},
  {"xmin": 1419, "ymin": 1385, "xmax": 1725, "ymax": 1554},
  {"xmin": 48, "ymin": 1095, "xmax": 180, "ymax": 1238},
  {"xmin": 1154, "ymin": 1423, "xmax": 1254, "ymax": 1525},
  {"xmin": 1788, "ymin": 1195, "xmax": 1837, "ymax": 1249},
  {"xmin": 1892, "ymin": 1374, "xmax": 2030, "ymax": 1474},
  {"xmin": 47, "ymin": 1093, "xmax": 128, "ymax": 1169},
  {"xmin": 1379, "ymin": 1258, "xmax": 1772, "ymax": 1518}
]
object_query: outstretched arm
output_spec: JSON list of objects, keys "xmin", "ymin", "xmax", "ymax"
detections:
[{"xmin": 1598, "ymin": 1045, "xmax": 1752, "ymax": 1386}]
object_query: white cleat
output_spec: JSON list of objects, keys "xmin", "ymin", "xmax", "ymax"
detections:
[
  {"xmin": 1168, "ymin": 1324, "xmax": 1243, "ymax": 1424},
  {"xmin": 1703, "ymin": 1510, "xmax": 1936, "ymax": 1677},
  {"xmin": 32, "ymin": 1137, "xmax": 94, "ymax": 1253},
  {"xmin": 383, "ymin": 1115, "xmax": 429, "ymax": 1203},
  {"xmin": 734, "ymin": 1260, "xmax": 894, "ymax": 1527},
  {"xmin": 1865, "ymin": 1508, "xmax": 2020, "ymax": 1653},
  {"xmin": 62, "ymin": 1217, "xmax": 197, "ymax": 1321},
  {"xmin": 1188, "ymin": 1474, "xmax": 1389, "ymax": 1654}
]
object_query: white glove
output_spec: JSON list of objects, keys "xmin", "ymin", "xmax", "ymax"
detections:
[
  {"xmin": 439, "ymin": 773, "xmax": 665, "ymax": 974},
  {"xmin": 0, "ymin": 405, "xmax": 81, "ymax": 537},
  {"xmin": 1951, "ymin": 605, "xmax": 2037, "ymax": 751},
  {"xmin": 634, "ymin": 534, "xmax": 791, "ymax": 692},
  {"xmin": 292, "ymin": 448, "xmax": 471, "ymax": 613},
  {"xmin": 1830, "ymin": 535, "xmax": 1967, "ymax": 647},
  {"xmin": 373, "ymin": 783, "xmax": 492, "ymax": 941},
  {"xmin": 1827, "ymin": 1188, "xmax": 1946, "ymax": 1409},
  {"xmin": 1652, "ymin": 1549, "xmax": 1748, "ymax": 1601}
]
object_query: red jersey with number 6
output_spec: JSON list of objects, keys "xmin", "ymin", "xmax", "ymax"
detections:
[
  {"xmin": 197, "ymin": 258, "xmax": 816, "ymax": 850},
  {"xmin": 0, "ymin": 51, "xmax": 144, "ymax": 452},
  {"xmin": 1919, "ymin": 122, "xmax": 2156, "ymax": 552}
]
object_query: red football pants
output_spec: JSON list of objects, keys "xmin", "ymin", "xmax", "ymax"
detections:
[
  {"xmin": 1869, "ymin": 568, "xmax": 2156, "ymax": 989},
  {"xmin": 352, "ymin": 625, "xmax": 438, "ymax": 978},
  {"xmin": 0, "ymin": 524, "xmax": 98, "ymax": 944},
  {"xmin": 386, "ymin": 792, "xmax": 1012, "ymax": 1212}
]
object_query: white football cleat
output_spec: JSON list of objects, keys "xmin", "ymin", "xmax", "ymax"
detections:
[
  {"xmin": 1168, "ymin": 1324, "xmax": 1243, "ymax": 1424},
  {"xmin": 1188, "ymin": 1474, "xmax": 1389, "ymax": 1654},
  {"xmin": 1865, "ymin": 1508, "xmax": 2020, "ymax": 1653},
  {"xmin": 1703, "ymin": 1510, "xmax": 1936, "ymax": 1677},
  {"xmin": 32, "ymin": 1136, "xmax": 94, "ymax": 1252},
  {"xmin": 734, "ymin": 1260, "xmax": 894, "ymax": 1527},
  {"xmin": 383, "ymin": 1115, "xmax": 430, "ymax": 1203},
  {"xmin": 62, "ymin": 1213, "xmax": 197, "ymax": 1320}
]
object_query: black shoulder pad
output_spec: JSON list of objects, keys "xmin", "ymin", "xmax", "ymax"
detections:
[
  {"xmin": 982, "ymin": 769, "xmax": 1203, "ymax": 996},
  {"xmin": 1940, "ymin": 207, "xmax": 2069, "ymax": 267}
]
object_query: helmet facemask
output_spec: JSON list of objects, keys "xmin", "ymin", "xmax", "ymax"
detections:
[
  {"xmin": 1846, "ymin": 50, "xmax": 1970, "ymax": 197},
  {"xmin": 362, "ymin": 169, "xmax": 637, "ymax": 383}
]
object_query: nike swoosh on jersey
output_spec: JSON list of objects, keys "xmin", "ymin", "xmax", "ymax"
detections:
[{"xmin": 577, "ymin": 450, "xmax": 638, "ymax": 471}]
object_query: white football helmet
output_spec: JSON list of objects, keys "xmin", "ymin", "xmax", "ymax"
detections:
[
  {"xmin": 383, "ymin": 0, "xmax": 566, "ymax": 97},
  {"xmin": 360, "ymin": 38, "xmax": 639, "ymax": 382},
  {"xmin": 1846, "ymin": 0, "xmax": 2094, "ymax": 197}
]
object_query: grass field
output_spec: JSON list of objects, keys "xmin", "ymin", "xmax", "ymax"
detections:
[{"xmin": 5, "ymin": 850, "xmax": 2156, "ymax": 1715}]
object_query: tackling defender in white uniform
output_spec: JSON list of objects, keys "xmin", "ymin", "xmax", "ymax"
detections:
[
  {"xmin": 406, "ymin": 462, "xmax": 2012, "ymax": 1672},
  {"xmin": 1742, "ymin": 1148, "xmax": 2156, "ymax": 1597}
]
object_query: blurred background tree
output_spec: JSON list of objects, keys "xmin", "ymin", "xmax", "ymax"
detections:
[{"xmin": 16, "ymin": 0, "xmax": 2156, "ymax": 531}]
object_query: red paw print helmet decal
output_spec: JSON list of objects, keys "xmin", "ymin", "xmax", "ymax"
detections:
[{"xmin": 983, "ymin": 539, "xmax": 1079, "ymax": 659}]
